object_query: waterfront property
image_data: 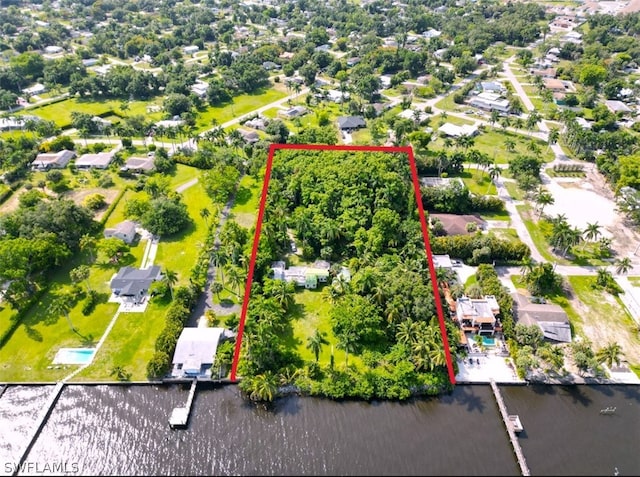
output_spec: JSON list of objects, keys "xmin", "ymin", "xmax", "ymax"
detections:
[
  {"xmin": 456, "ymin": 295, "xmax": 501, "ymax": 336},
  {"xmin": 170, "ymin": 327, "xmax": 233, "ymax": 379},
  {"xmin": 513, "ymin": 293, "xmax": 572, "ymax": 343}
]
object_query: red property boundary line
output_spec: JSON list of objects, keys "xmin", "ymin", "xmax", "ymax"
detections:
[{"xmin": 229, "ymin": 143, "xmax": 456, "ymax": 385}]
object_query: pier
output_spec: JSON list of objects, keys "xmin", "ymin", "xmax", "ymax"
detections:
[
  {"xmin": 169, "ymin": 378, "xmax": 198, "ymax": 428},
  {"xmin": 490, "ymin": 379, "xmax": 530, "ymax": 476},
  {"xmin": 11, "ymin": 382, "xmax": 65, "ymax": 476}
]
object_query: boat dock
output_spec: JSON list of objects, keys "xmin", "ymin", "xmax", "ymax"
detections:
[
  {"xmin": 169, "ymin": 378, "xmax": 197, "ymax": 428},
  {"xmin": 11, "ymin": 382, "xmax": 65, "ymax": 476},
  {"xmin": 490, "ymin": 379, "xmax": 530, "ymax": 476}
]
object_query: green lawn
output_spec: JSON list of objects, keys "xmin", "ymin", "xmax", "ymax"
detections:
[
  {"xmin": 229, "ymin": 174, "xmax": 262, "ymax": 229},
  {"xmin": 489, "ymin": 228, "xmax": 520, "ymax": 243},
  {"xmin": 153, "ymin": 179, "xmax": 211, "ymax": 288},
  {"xmin": 429, "ymin": 129, "xmax": 554, "ymax": 164},
  {"xmin": 459, "ymin": 170, "xmax": 497, "ymax": 195},
  {"xmin": 17, "ymin": 97, "xmax": 162, "ymax": 129},
  {"xmin": 351, "ymin": 128, "xmax": 373, "ymax": 145},
  {"xmin": 168, "ymin": 164, "xmax": 201, "ymax": 190},
  {"xmin": 441, "ymin": 115, "xmax": 475, "ymax": 126},
  {"xmin": 516, "ymin": 204, "xmax": 559, "ymax": 263},
  {"xmin": 72, "ymin": 300, "xmax": 171, "ymax": 381},
  {"xmin": 195, "ymin": 87, "xmax": 287, "ymax": 131},
  {"xmin": 504, "ymin": 181, "xmax": 524, "ymax": 201},
  {"xmin": 288, "ymin": 287, "xmax": 356, "ymax": 368},
  {"xmin": 0, "ymin": 241, "xmax": 146, "ymax": 382},
  {"xmin": 566, "ymin": 276, "xmax": 639, "ymax": 357}
]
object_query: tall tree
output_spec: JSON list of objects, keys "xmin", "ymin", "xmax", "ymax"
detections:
[
  {"xmin": 51, "ymin": 294, "xmax": 76, "ymax": 332},
  {"xmin": 306, "ymin": 329, "xmax": 329, "ymax": 362}
]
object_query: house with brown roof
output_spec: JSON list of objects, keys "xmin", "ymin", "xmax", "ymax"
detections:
[
  {"xmin": 429, "ymin": 214, "xmax": 486, "ymax": 236},
  {"xmin": 513, "ymin": 293, "xmax": 571, "ymax": 343}
]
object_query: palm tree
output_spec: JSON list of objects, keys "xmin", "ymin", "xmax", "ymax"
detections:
[
  {"xmin": 70, "ymin": 265, "xmax": 91, "ymax": 293},
  {"xmin": 535, "ymin": 190, "xmax": 554, "ymax": 218},
  {"xmin": 614, "ymin": 257, "xmax": 632, "ymax": 275},
  {"xmin": 211, "ymin": 281, "xmax": 223, "ymax": 300},
  {"xmin": 504, "ymin": 138, "xmax": 516, "ymax": 153},
  {"xmin": 244, "ymin": 371, "xmax": 279, "ymax": 402},
  {"xmin": 487, "ymin": 163, "xmax": 501, "ymax": 193},
  {"xmin": 396, "ymin": 319, "xmax": 419, "ymax": 346},
  {"xmin": 79, "ymin": 234, "xmax": 97, "ymax": 263},
  {"xmin": 51, "ymin": 295, "xmax": 76, "ymax": 332},
  {"xmin": 547, "ymin": 127, "xmax": 560, "ymax": 151},
  {"xmin": 162, "ymin": 269, "xmax": 178, "ymax": 300},
  {"xmin": 596, "ymin": 342, "xmax": 624, "ymax": 370},
  {"xmin": 306, "ymin": 329, "xmax": 329, "ymax": 362},
  {"xmin": 200, "ymin": 207, "xmax": 211, "ymax": 228},
  {"xmin": 519, "ymin": 256, "xmax": 535, "ymax": 280},
  {"xmin": 582, "ymin": 222, "xmax": 601, "ymax": 251}
]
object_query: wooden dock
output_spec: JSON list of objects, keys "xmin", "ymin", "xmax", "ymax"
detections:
[
  {"xmin": 169, "ymin": 378, "xmax": 197, "ymax": 428},
  {"xmin": 12, "ymin": 382, "xmax": 65, "ymax": 476},
  {"xmin": 490, "ymin": 379, "xmax": 530, "ymax": 476}
]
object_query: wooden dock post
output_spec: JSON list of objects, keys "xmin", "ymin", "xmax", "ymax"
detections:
[{"xmin": 490, "ymin": 379, "xmax": 530, "ymax": 476}]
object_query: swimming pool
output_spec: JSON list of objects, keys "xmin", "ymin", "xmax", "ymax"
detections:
[
  {"xmin": 481, "ymin": 336, "xmax": 496, "ymax": 347},
  {"xmin": 52, "ymin": 348, "xmax": 96, "ymax": 365}
]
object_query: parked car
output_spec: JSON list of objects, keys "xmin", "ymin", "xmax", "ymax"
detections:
[
  {"xmin": 290, "ymin": 241, "xmax": 297, "ymax": 252},
  {"xmin": 451, "ymin": 259, "xmax": 463, "ymax": 267}
]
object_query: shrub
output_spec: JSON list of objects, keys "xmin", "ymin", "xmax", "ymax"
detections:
[{"xmin": 146, "ymin": 351, "xmax": 171, "ymax": 378}]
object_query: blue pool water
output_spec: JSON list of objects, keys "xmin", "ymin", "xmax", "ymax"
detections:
[
  {"xmin": 52, "ymin": 348, "xmax": 96, "ymax": 365},
  {"xmin": 481, "ymin": 337, "xmax": 496, "ymax": 347}
]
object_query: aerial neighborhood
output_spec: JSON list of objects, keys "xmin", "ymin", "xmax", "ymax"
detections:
[{"xmin": 0, "ymin": 0, "xmax": 639, "ymax": 403}]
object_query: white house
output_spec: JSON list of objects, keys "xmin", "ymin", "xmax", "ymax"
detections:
[
  {"xmin": 171, "ymin": 327, "xmax": 234, "ymax": 378},
  {"xmin": 44, "ymin": 45, "xmax": 63, "ymax": 54},
  {"xmin": 183, "ymin": 45, "xmax": 200, "ymax": 55},
  {"xmin": 438, "ymin": 122, "xmax": 479, "ymax": 138},
  {"xmin": 104, "ymin": 220, "xmax": 138, "ymax": 244},
  {"xmin": 468, "ymin": 92, "xmax": 511, "ymax": 113},
  {"xmin": 22, "ymin": 83, "xmax": 47, "ymax": 96},
  {"xmin": 31, "ymin": 149, "xmax": 76, "ymax": 170}
]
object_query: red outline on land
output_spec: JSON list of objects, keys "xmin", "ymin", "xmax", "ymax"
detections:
[{"xmin": 230, "ymin": 143, "xmax": 456, "ymax": 386}]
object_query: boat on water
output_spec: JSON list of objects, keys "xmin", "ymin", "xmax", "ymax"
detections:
[
  {"xmin": 508, "ymin": 414, "xmax": 523, "ymax": 433},
  {"xmin": 600, "ymin": 406, "xmax": 616, "ymax": 415}
]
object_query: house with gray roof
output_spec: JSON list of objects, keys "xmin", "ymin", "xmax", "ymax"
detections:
[
  {"xmin": 513, "ymin": 293, "xmax": 571, "ymax": 343},
  {"xmin": 110, "ymin": 265, "xmax": 161, "ymax": 303},
  {"xmin": 31, "ymin": 149, "xmax": 76, "ymax": 170},
  {"xmin": 104, "ymin": 220, "xmax": 138, "ymax": 244},
  {"xmin": 337, "ymin": 116, "xmax": 366, "ymax": 131}
]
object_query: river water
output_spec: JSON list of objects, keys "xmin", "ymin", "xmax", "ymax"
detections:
[{"xmin": 0, "ymin": 384, "xmax": 638, "ymax": 476}]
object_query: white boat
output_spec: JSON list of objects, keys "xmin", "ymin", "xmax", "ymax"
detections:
[
  {"xmin": 600, "ymin": 406, "xmax": 616, "ymax": 415},
  {"xmin": 508, "ymin": 414, "xmax": 523, "ymax": 433}
]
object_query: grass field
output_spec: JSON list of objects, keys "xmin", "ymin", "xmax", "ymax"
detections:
[
  {"xmin": 72, "ymin": 300, "xmax": 171, "ymax": 381},
  {"xmin": 0, "ymin": 242, "xmax": 146, "ymax": 382},
  {"xmin": 17, "ymin": 97, "xmax": 162, "ymax": 129},
  {"xmin": 153, "ymin": 178, "xmax": 211, "ymax": 288},
  {"xmin": 459, "ymin": 169, "xmax": 497, "ymax": 195},
  {"xmin": 195, "ymin": 88, "xmax": 287, "ymax": 131},
  {"xmin": 288, "ymin": 287, "xmax": 355, "ymax": 368},
  {"xmin": 229, "ymin": 174, "xmax": 262, "ymax": 229}
]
